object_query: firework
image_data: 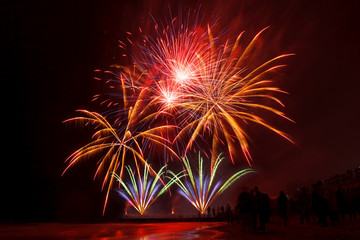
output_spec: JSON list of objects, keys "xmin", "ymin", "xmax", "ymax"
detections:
[
  {"xmin": 63, "ymin": 108, "xmax": 179, "ymax": 214},
  {"xmin": 64, "ymin": 9, "xmax": 293, "ymax": 214},
  {"xmin": 132, "ymin": 17, "xmax": 294, "ymax": 167},
  {"xmin": 112, "ymin": 163, "xmax": 182, "ymax": 215},
  {"xmin": 175, "ymin": 27, "xmax": 294, "ymax": 167},
  {"xmin": 63, "ymin": 44, "xmax": 182, "ymax": 213},
  {"xmin": 168, "ymin": 153, "xmax": 255, "ymax": 214}
]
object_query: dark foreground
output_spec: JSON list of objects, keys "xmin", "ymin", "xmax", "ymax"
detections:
[{"xmin": 1, "ymin": 216, "xmax": 359, "ymax": 239}]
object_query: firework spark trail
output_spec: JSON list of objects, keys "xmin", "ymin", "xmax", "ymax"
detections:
[
  {"xmin": 116, "ymin": 14, "xmax": 294, "ymax": 167},
  {"xmin": 63, "ymin": 99, "xmax": 180, "ymax": 214},
  {"xmin": 138, "ymin": 21, "xmax": 294, "ymax": 167},
  {"xmin": 113, "ymin": 163, "xmax": 183, "ymax": 215},
  {"xmin": 63, "ymin": 58, "xmax": 183, "ymax": 214},
  {"xmin": 168, "ymin": 153, "xmax": 255, "ymax": 214},
  {"xmin": 64, "ymin": 9, "xmax": 293, "ymax": 214}
]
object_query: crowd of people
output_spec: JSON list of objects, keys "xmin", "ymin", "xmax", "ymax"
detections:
[
  {"xmin": 306, "ymin": 181, "xmax": 359, "ymax": 227},
  {"xmin": 235, "ymin": 186, "xmax": 271, "ymax": 231},
  {"xmin": 204, "ymin": 186, "xmax": 272, "ymax": 230},
  {"xmin": 204, "ymin": 182, "xmax": 360, "ymax": 232}
]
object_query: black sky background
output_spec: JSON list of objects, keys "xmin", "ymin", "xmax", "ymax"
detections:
[{"xmin": 2, "ymin": 0, "xmax": 360, "ymax": 221}]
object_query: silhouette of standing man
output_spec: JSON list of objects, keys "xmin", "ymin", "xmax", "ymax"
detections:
[
  {"xmin": 278, "ymin": 190, "xmax": 288, "ymax": 226},
  {"xmin": 254, "ymin": 186, "xmax": 268, "ymax": 230}
]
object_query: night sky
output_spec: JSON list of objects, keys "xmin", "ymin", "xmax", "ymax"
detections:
[{"xmin": 2, "ymin": 0, "xmax": 360, "ymax": 221}]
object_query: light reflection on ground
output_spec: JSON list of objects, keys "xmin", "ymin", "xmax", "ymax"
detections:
[
  {"xmin": 0, "ymin": 222, "xmax": 225, "ymax": 240},
  {"xmin": 1, "ymin": 217, "xmax": 360, "ymax": 239}
]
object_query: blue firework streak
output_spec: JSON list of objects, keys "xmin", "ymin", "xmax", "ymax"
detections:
[
  {"xmin": 64, "ymin": 7, "xmax": 293, "ymax": 216},
  {"xmin": 168, "ymin": 153, "xmax": 255, "ymax": 214},
  {"xmin": 113, "ymin": 163, "xmax": 182, "ymax": 215}
]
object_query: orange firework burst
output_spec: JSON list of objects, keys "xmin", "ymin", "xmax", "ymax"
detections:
[
  {"xmin": 64, "ymin": 9, "xmax": 294, "ymax": 214},
  {"xmin": 174, "ymin": 26, "xmax": 295, "ymax": 167},
  {"xmin": 63, "ymin": 91, "xmax": 179, "ymax": 214},
  {"xmin": 136, "ymin": 20, "xmax": 294, "ymax": 167}
]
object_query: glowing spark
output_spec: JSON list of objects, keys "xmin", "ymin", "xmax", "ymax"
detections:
[
  {"xmin": 64, "ymin": 9, "xmax": 293, "ymax": 216},
  {"xmin": 168, "ymin": 153, "xmax": 255, "ymax": 214},
  {"xmin": 162, "ymin": 90, "xmax": 177, "ymax": 106},
  {"xmin": 174, "ymin": 68, "xmax": 190, "ymax": 83},
  {"xmin": 113, "ymin": 163, "xmax": 181, "ymax": 215}
]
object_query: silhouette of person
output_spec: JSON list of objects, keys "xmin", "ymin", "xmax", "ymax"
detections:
[
  {"xmin": 354, "ymin": 190, "xmax": 360, "ymax": 218},
  {"xmin": 312, "ymin": 181, "xmax": 329, "ymax": 227},
  {"xmin": 278, "ymin": 191, "xmax": 288, "ymax": 226},
  {"xmin": 264, "ymin": 193, "xmax": 270, "ymax": 223},
  {"xmin": 217, "ymin": 206, "xmax": 221, "ymax": 217},
  {"xmin": 297, "ymin": 187, "xmax": 311, "ymax": 224},
  {"xmin": 225, "ymin": 203, "xmax": 232, "ymax": 224},
  {"xmin": 236, "ymin": 188, "xmax": 255, "ymax": 232},
  {"xmin": 345, "ymin": 188, "xmax": 355, "ymax": 220},
  {"xmin": 328, "ymin": 189, "xmax": 339, "ymax": 226},
  {"xmin": 207, "ymin": 207, "xmax": 211, "ymax": 218},
  {"xmin": 336, "ymin": 187, "xmax": 346, "ymax": 220},
  {"xmin": 254, "ymin": 186, "xmax": 268, "ymax": 230},
  {"xmin": 212, "ymin": 208, "xmax": 216, "ymax": 218}
]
